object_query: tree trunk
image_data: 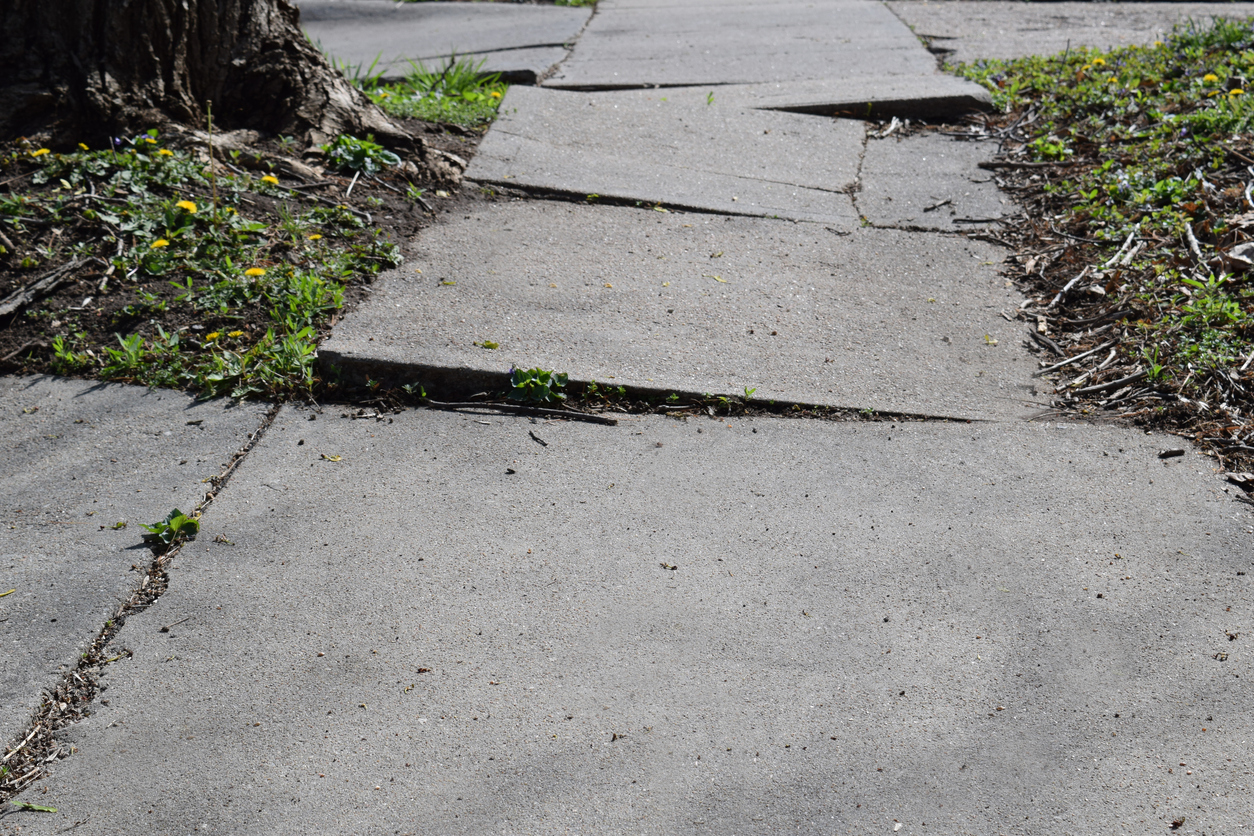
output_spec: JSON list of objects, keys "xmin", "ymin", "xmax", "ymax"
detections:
[{"xmin": 0, "ymin": 0, "xmax": 435, "ymax": 163}]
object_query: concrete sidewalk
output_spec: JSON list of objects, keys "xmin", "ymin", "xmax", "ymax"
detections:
[
  {"xmin": 0, "ymin": 379, "xmax": 268, "ymax": 747},
  {"xmin": 11, "ymin": 407, "xmax": 1253, "ymax": 834},
  {"xmin": 6, "ymin": 1, "xmax": 1254, "ymax": 833},
  {"xmin": 888, "ymin": 1, "xmax": 1254, "ymax": 66},
  {"xmin": 301, "ymin": 0, "xmax": 592, "ymax": 82}
]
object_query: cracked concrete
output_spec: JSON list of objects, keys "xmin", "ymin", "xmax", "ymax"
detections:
[
  {"xmin": 889, "ymin": 1, "xmax": 1254, "ymax": 67},
  {"xmin": 321, "ymin": 199, "xmax": 1036, "ymax": 420},
  {"xmin": 468, "ymin": 85, "xmax": 864, "ymax": 226},
  {"xmin": 6, "ymin": 2, "xmax": 1254, "ymax": 832},
  {"xmin": 857, "ymin": 132, "xmax": 1010, "ymax": 232},
  {"xmin": 0, "ymin": 378, "xmax": 269, "ymax": 746},
  {"xmin": 300, "ymin": 0, "xmax": 593, "ymax": 81}
]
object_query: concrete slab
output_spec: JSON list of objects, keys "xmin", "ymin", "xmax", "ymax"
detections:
[
  {"xmin": 887, "ymin": 1, "xmax": 1254, "ymax": 67},
  {"xmin": 11, "ymin": 406, "xmax": 1253, "ymax": 834},
  {"xmin": 0, "ymin": 377, "xmax": 268, "ymax": 746},
  {"xmin": 300, "ymin": 0, "xmax": 591, "ymax": 81},
  {"xmin": 468, "ymin": 85, "xmax": 863, "ymax": 226},
  {"xmin": 859, "ymin": 132, "xmax": 1009, "ymax": 231},
  {"xmin": 320, "ymin": 200, "xmax": 1036, "ymax": 420},
  {"xmin": 547, "ymin": 0, "xmax": 939, "ymax": 89}
]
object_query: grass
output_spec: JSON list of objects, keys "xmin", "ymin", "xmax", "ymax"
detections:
[
  {"xmin": 954, "ymin": 17, "xmax": 1254, "ymax": 459},
  {"xmin": 0, "ymin": 131, "xmax": 405, "ymax": 399},
  {"xmin": 364, "ymin": 57, "xmax": 508, "ymax": 128}
]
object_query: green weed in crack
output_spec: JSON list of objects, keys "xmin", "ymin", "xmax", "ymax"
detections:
[{"xmin": 509, "ymin": 367, "xmax": 569, "ymax": 404}]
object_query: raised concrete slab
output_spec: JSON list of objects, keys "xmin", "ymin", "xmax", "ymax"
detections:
[
  {"xmin": 888, "ymin": 1, "xmax": 1254, "ymax": 67},
  {"xmin": 722, "ymin": 73, "xmax": 992, "ymax": 120},
  {"xmin": 859, "ymin": 132, "xmax": 1009, "ymax": 231},
  {"xmin": 0, "ymin": 377, "xmax": 267, "ymax": 747},
  {"xmin": 300, "ymin": 0, "xmax": 591, "ymax": 81},
  {"xmin": 469, "ymin": 85, "xmax": 863, "ymax": 226},
  {"xmin": 320, "ymin": 200, "xmax": 1036, "ymax": 420},
  {"xmin": 12, "ymin": 406, "xmax": 1252, "ymax": 834},
  {"xmin": 547, "ymin": 0, "xmax": 939, "ymax": 89}
]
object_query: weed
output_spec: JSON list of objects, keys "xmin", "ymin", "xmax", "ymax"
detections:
[
  {"xmin": 5, "ymin": 135, "xmax": 401, "ymax": 399},
  {"xmin": 508, "ymin": 367, "xmax": 569, "ymax": 404},
  {"xmin": 322, "ymin": 134, "xmax": 401, "ymax": 175},
  {"xmin": 365, "ymin": 57, "xmax": 507, "ymax": 128},
  {"xmin": 956, "ymin": 17, "xmax": 1254, "ymax": 433},
  {"xmin": 140, "ymin": 508, "xmax": 199, "ymax": 547}
]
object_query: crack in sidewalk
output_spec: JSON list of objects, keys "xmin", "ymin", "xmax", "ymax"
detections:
[{"xmin": 0, "ymin": 403, "xmax": 281, "ymax": 804}]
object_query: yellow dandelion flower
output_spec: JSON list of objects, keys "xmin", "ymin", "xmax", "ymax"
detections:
[
  {"xmin": 1203, "ymin": 73, "xmax": 1220, "ymax": 83},
  {"xmin": 205, "ymin": 331, "xmax": 221, "ymax": 341},
  {"xmin": 150, "ymin": 239, "xmax": 170, "ymax": 249},
  {"xmin": 244, "ymin": 267, "xmax": 266, "ymax": 277},
  {"xmin": 1154, "ymin": 41, "xmax": 1164, "ymax": 47},
  {"xmin": 227, "ymin": 330, "xmax": 244, "ymax": 338},
  {"xmin": 176, "ymin": 200, "xmax": 197, "ymax": 213},
  {"xmin": 158, "ymin": 149, "xmax": 174, "ymax": 156},
  {"xmin": 1091, "ymin": 57, "xmax": 1106, "ymax": 67},
  {"xmin": 144, "ymin": 137, "xmax": 157, "ymax": 144},
  {"xmin": 260, "ymin": 175, "xmax": 279, "ymax": 185},
  {"xmin": 1231, "ymin": 88, "xmax": 1245, "ymax": 97},
  {"xmin": 30, "ymin": 148, "xmax": 51, "ymax": 157},
  {"xmin": 490, "ymin": 91, "xmax": 502, "ymax": 99},
  {"xmin": 78, "ymin": 143, "xmax": 89, "ymax": 151},
  {"xmin": 307, "ymin": 233, "xmax": 323, "ymax": 241},
  {"xmin": 1079, "ymin": 65, "xmax": 1091, "ymax": 73},
  {"xmin": 1208, "ymin": 90, "xmax": 1222, "ymax": 98}
]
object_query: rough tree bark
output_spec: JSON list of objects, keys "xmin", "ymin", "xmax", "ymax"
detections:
[{"xmin": 0, "ymin": 0, "xmax": 439, "ymax": 166}]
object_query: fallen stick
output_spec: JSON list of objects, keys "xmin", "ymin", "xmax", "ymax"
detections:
[
  {"xmin": 1047, "ymin": 266, "xmax": 1089, "ymax": 309},
  {"xmin": 978, "ymin": 160, "xmax": 1075, "ymax": 170},
  {"xmin": 1071, "ymin": 369, "xmax": 1147, "ymax": 396},
  {"xmin": 0, "ymin": 258, "xmax": 82, "ymax": 317},
  {"xmin": 1033, "ymin": 341, "xmax": 1116, "ymax": 378},
  {"xmin": 421, "ymin": 399, "xmax": 618, "ymax": 426}
]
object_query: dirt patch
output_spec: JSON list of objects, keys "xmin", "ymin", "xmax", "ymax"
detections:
[{"xmin": 0, "ymin": 118, "xmax": 487, "ymax": 391}]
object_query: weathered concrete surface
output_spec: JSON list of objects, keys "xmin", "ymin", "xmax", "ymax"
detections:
[
  {"xmin": 11, "ymin": 406, "xmax": 1252, "ymax": 835},
  {"xmin": 859, "ymin": 132, "xmax": 1010, "ymax": 231},
  {"xmin": 888, "ymin": 1, "xmax": 1254, "ymax": 67},
  {"xmin": 468, "ymin": 85, "xmax": 864, "ymax": 226},
  {"xmin": 0, "ymin": 377, "xmax": 268, "ymax": 747},
  {"xmin": 547, "ymin": 0, "xmax": 939, "ymax": 88},
  {"xmin": 321, "ymin": 200, "xmax": 1036, "ymax": 420},
  {"xmin": 300, "ymin": 0, "xmax": 591, "ymax": 80},
  {"xmin": 722, "ymin": 73, "xmax": 992, "ymax": 120}
]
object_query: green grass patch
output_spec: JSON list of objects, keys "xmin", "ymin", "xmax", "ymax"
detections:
[
  {"xmin": 1, "ymin": 131, "xmax": 405, "ymax": 399},
  {"xmin": 955, "ymin": 17, "xmax": 1254, "ymax": 446},
  {"xmin": 365, "ymin": 57, "xmax": 507, "ymax": 128}
]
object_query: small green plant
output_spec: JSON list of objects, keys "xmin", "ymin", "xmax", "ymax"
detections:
[
  {"xmin": 508, "ymin": 367, "xmax": 569, "ymax": 404},
  {"xmin": 743, "ymin": 386, "xmax": 757, "ymax": 401},
  {"xmin": 140, "ymin": 508, "xmax": 199, "ymax": 547},
  {"xmin": 365, "ymin": 57, "xmax": 507, "ymax": 127},
  {"xmin": 321, "ymin": 134, "xmax": 401, "ymax": 175}
]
